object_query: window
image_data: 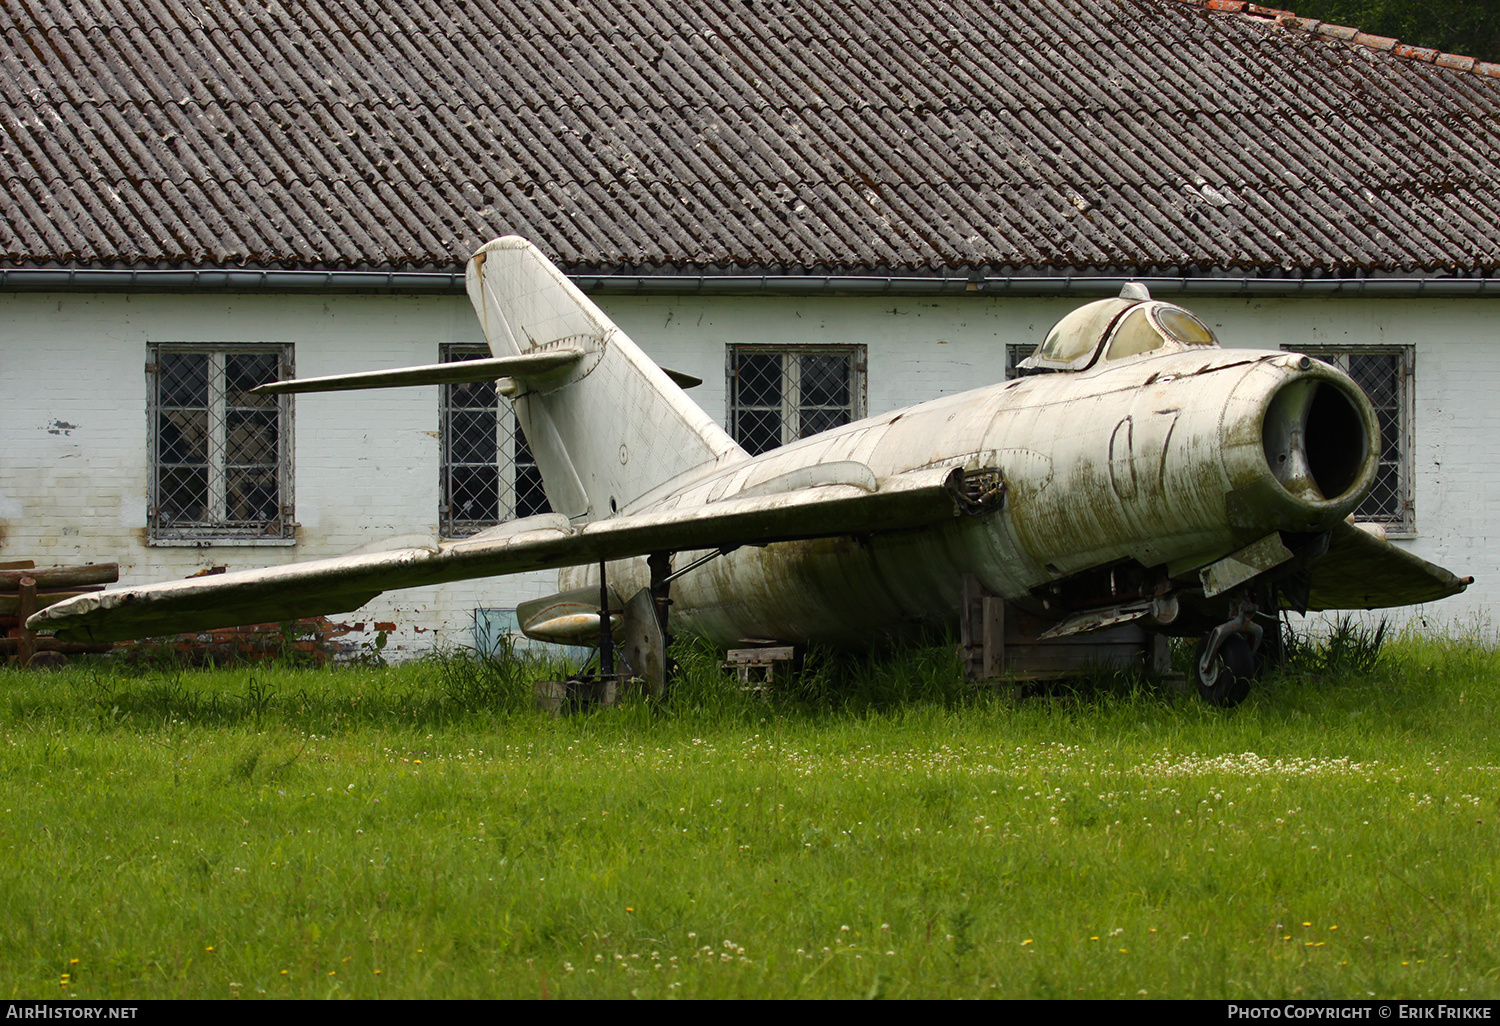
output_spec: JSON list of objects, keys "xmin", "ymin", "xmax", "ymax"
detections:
[
  {"xmin": 1005, "ymin": 343, "xmax": 1032, "ymax": 379},
  {"xmin": 727, "ymin": 346, "xmax": 866, "ymax": 455},
  {"xmin": 148, "ymin": 344, "xmax": 294, "ymax": 542},
  {"xmin": 1292, "ymin": 345, "xmax": 1415, "ymax": 535},
  {"xmin": 439, "ymin": 344, "xmax": 549, "ymax": 537}
]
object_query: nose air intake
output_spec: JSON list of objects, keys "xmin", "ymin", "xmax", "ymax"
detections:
[{"xmin": 1261, "ymin": 375, "xmax": 1372, "ymax": 505}]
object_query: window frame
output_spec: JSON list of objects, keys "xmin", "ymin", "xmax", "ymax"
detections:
[
  {"xmin": 146, "ymin": 342, "xmax": 296, "ymax": 546},
  {"xmin": 726, "ymin": 344, "xmax": 867, "ymax": 455},
  {"xmin": 1287, "ymin": 343, "xmax": 1416, "ymax": 538},
  {"xmin": 438, "ymin": 343, "xmax": 548, "ymax": 538}
]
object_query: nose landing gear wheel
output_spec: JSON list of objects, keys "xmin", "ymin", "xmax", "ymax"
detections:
[{"xmin": 1194, "ymin": 633, "xmax": 1254, "ymax": 707}]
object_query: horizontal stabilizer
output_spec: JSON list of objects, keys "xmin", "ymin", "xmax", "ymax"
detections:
[
  {"xmin": 661, "ymin": 367, "xmax": 702, "ymax": 390},
  {"xmin": 1308, "ymin": 521, "xmax": 1472, "ymax": 610},
  {"xmin": 516, "ymin": 586, "xmax": 625, "ymax": 646},
  {"xmin": 250, "ymin": 348, "xmax": 583, "ymax": 395},
  {"xmin": 34, "ymin": 467, "xmax": 965, "ymax": 644}
]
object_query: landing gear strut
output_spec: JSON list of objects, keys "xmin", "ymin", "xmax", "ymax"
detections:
[
  {"xmin": 1193, "ymin": 632, "xmax": 1254, "ymax": 706},
  {"xmin": 1193, "ymin": 598, "xmax": 1262, "ymax": 707}
]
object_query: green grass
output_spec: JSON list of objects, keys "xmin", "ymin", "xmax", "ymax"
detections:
[{"xmin": 3, "ymin": 627, "xmax": 1499, "ymax": 999}]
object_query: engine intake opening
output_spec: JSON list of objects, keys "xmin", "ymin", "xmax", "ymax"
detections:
[
  {"xmin": 1305, "ymin": 382, "xmax": 1368, "ymax": 499},
  {"xmin": 1263, "ymin": 378, "xmax": 1369, "ymax": 503}
]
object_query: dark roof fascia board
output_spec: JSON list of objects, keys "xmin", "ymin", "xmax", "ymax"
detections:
[
  {"xmin": 1, "ymin": 268, "xmax": 1497, "ymax": 298},
  {"xmin": 0, "ymin": 268, "xmax": 468, "ymax": 293},
  {"xmin": 578, "ymin": 275, "xmax": 1500, "ymax": 298}
]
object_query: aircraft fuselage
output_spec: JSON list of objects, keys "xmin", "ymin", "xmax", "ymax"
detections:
[{"xmin": 571, "ymin": 345, "xmax": 1377, "ymax": 647}]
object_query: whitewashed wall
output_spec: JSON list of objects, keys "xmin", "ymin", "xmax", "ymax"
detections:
[
  {"xmin": 1, "ymin": 288, "xmax": 1494, "ymax": 655},
  {"xmin": 0, "ymin": 290, "xmax": 551, "ymax": 657}
]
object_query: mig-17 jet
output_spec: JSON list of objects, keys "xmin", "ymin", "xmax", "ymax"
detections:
[{"xmin": 33, "ymin": 237, "xmax": 1470, "ymax": 705}]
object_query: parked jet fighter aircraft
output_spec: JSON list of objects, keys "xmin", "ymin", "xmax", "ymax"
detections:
[{"xmin": 33, "ymin": 237, "xmax": 1470, "ymax": 705}]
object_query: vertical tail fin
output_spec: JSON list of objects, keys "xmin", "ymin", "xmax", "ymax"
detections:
[{"xmin": 466, "ymin": 237, "xmax": 746, "ymax": 521}]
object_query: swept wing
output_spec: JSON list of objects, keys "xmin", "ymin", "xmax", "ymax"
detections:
[
  {"xmin": 33, "ymin": 466, "xmax": 964, "ymax": 644},
  {"xmin": 1307, "ymin": 520, "xmax": 1471, "ymax": 610}
]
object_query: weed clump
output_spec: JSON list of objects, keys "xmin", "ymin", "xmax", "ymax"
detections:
[
  {"xmin": 428, "ymin": 638, "xmax": 540, "ymax": 714},
  {"xmin": 1283, "ymin": 615, "xmax": 1388, "ymax": 677}
]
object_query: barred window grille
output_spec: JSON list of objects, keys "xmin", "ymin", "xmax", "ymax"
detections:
[
  {"xmin": 439, "ymin": 344, "xmax": 549, "ymax": 537},
  {"xmin": 1292, "ymin": 345, "xmax": 1415, "ymax": 535},
  {"xmin": 148, "ymin": 344, "xmax": 294, "ymax": 541},
  {"xmin": 728, "ymin": 345, "xmax": 866, "ymax": 456}
]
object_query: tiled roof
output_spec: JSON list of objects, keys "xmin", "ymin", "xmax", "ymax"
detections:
[{"xmin": 3, "ymin": 0, "xmax": 1500, "ymax": 278}]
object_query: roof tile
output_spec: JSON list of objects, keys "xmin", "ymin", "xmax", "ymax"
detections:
[
  {"xmin": 1393, "ymin": 44, "xmax": 1439, "ymax": 63},
  {"xmin": 3, "ymin": 0, "xmax": 1500, "ymax": 277},
  {"xmin": 1353, "ymin": 32, "xmax": 1399, "ymax": 52},
  {"xmin": 1315, "ymin": 23, "xmax": 1359, "ymax": 41}
]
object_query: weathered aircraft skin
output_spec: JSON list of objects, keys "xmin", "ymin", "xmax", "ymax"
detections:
[
  {"xmin": 573, "ymin": 343, "xmax": 1378, "ymax": 647},
  {"xmin": 33, "ymin": 236, "xmax": 1468, "ymax": 704}
]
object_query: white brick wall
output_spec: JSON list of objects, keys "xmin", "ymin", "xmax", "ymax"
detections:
[{"xmin": 2, "ymin": 288, "xmax": 1494, "ymax": 653}]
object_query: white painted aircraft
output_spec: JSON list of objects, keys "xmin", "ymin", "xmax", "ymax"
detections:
[{"xmin": 33, "ymin": 237, "xmax": 1469, "ymax": 705}]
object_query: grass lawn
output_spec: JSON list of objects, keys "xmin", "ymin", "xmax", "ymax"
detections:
[{"xmin": 1, "ymin": 627, "xmax": 1497, "ymax": 999}]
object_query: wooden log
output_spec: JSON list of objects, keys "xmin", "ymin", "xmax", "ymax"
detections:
[
  {"xmin": 16, "ymin": 578, "xmax": 35, "ymax": 668},
  {"xmin": 0, "ymin": 586, "xmax": 104, "ymax": 616},
  {"xmin": 0, "ymin": 563, "xmax": 118, "ymax": 590},
  {"xmin": 0, "ymin": 637, "xmax": 113, "ymax": 656}
]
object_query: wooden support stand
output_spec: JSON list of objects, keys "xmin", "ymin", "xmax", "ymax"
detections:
[
  {"xmin": 534, "ymin": 673, "xmax": 627, "ymax": 716},
  {"xmin": 960, "ymin": 573, "xmax": 1170, "ymax": 683},
  {"xmin": 723, "ymin": 645, "xmax": 797, "ymax": 695},
  {"xmin": 959, "ymin": 574, "xmax": 1007, "ymax": 681}
]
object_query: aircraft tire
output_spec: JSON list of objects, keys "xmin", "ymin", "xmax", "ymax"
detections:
[{"xmin": 1194, "ymin": 633, "xmax": 1254, "ymax": 707}]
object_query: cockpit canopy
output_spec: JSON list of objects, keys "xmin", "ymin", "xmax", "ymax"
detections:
[{"xmin": 1017, "ymin": 285, "xmax": 1219, "ymax": 374}]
